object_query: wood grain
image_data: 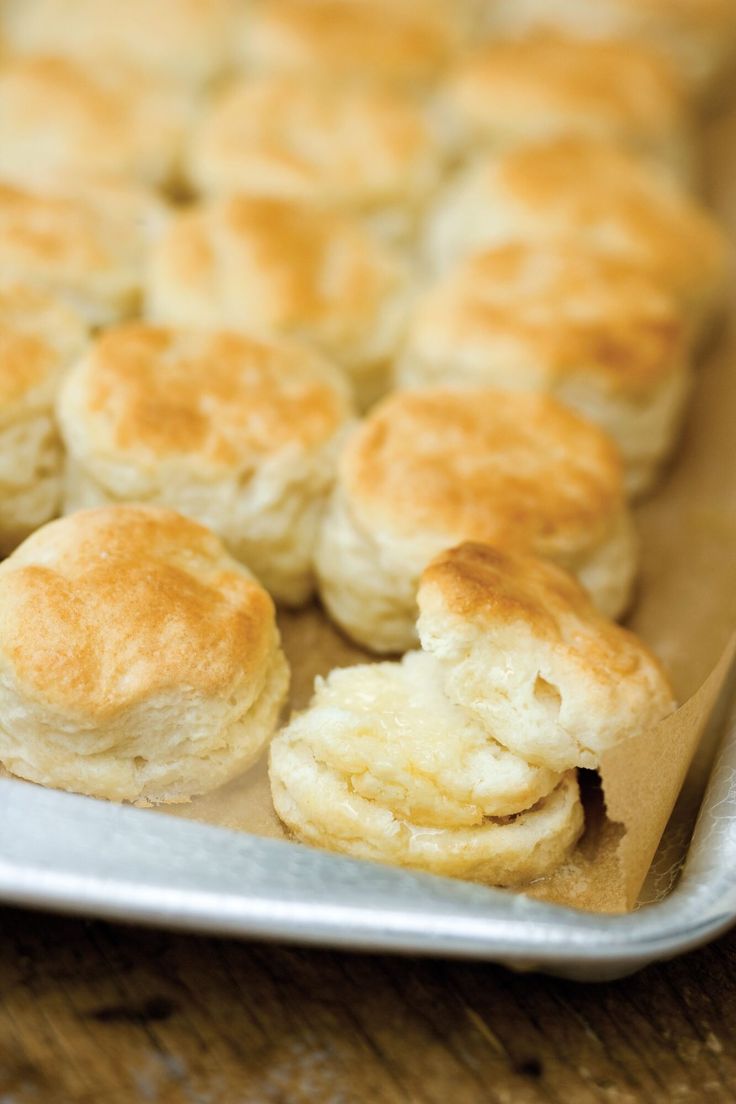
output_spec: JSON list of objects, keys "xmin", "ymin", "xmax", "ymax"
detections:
[{"xmin": 0, "ymin": 907, "xmax": 734, "ymax": 1103}]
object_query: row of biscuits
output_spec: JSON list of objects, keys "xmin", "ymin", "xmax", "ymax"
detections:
[
  {"xmin": 257, "ymin": 0, "xmax": 729, "ymax": 881},
  {"xmin": 0, "ymin": 506, "xmax": 675, "ymax": 884},
  {"xmin": 0, "ymin": 27, "xmax": 725, "ymax": 203},
  {"xmin": 0, "ymin": 0, "xmax": 730, "ymax": 886},
  {"xmin": 0, "ymin": 304, "xmax": 635, "ymax": 619},
  {"xmin": 2, "ymin": 0, "xmax": 736, "ymax": 101}
]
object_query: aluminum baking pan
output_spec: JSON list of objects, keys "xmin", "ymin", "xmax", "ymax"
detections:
[{"xmin": 0, "ymin": 674, "xmax": 733, "ymax": 982}]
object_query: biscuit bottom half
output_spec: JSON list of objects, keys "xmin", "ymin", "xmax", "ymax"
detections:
[{"xmin": 269, "ymin": 653, "xmax": 584, "ymax": 885}]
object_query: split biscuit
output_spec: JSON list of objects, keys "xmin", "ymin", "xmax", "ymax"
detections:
[
  {"xmin": 270, "ymin": 650, "xmax": 582, "ymax": 884},
  {"xmin": 418, "ymin": 543, "xmax": 676, "ymax": 772}
]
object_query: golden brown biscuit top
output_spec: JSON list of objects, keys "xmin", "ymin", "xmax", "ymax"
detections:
[
  {"xmin": 0, "ymin": 285, "xmax": 87, "ymax": 407},
  {"xmin": 0, "ymin": 56, "xmax": 187, "ymax": 185},
  {"xmin": 446, "ymin": 33, "xmax": 686, "ymax": 139},
  {"xmin": 191, "ymin": 74, "xmax": 437, "ymax": 207},
  {"xmin": 493, "ymin": 139, "xmax": 726, "ymax": 298},
  {"xmin": 72, "ymin": 324, "xmax": 351, "ymax": 466},
  {"xmin": 0, "ymin": 181, "xmax": 164, "ymax": 292},
  {"xmin": 0, "ymin": 506, "xmax": 277, "ymax": 716},
  {"xmin": 490, "ymin": 0, "xmax": 736, "ymax": 39},
  {"xmin": 155, "ymin": 196, "xmax": 406, "ymax": 339},
  {"xmin": 592, "ymin": 0, "xmax": 734, "ymax": 25},
  {"xmin": 408, "ymin": 243, "xmax": 686, "ymax": 396},
  {"xmin": 420, "ymin": 542, "xmax": 674, "ymax": 688},
  {"xmin": 243, "ymin": 0, "xmax": 462, "ymax": 86},
  {"xmin": 1, "ymin": 0, "xmax": 239, "ymax": 85},
  {"xmin": 341, "ymin": 389, "xmax": 624, "ymax": 549}
]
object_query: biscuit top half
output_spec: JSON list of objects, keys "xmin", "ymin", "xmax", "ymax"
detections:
[
  {"xmin": 405, "ymin": 243, "xmax": 686, "ymax": 396},
  {"xmin": 60, "ymin": 324, "xmax": 352, "ymax": 469},
  {"xmin": 420, "ymin": 542, "xmax": 668, "ymax": 682},
  {"xmin": 417, "ymin": 542, "xmax": 676, "ymax": 767},
  {"xmin": 437, "ymin": 139, "xmax": 727, "ymax": 307},
  {"xmin": 0, "ymin": 285, "xmax": 87, "ymax": 411},
  {"xmin": 190, "ymin": 74, "xmax": 439, "ymax": 209},
  {"xmin": 0, "ymin": 505, "xmax": 278, "ymax": 717},
  {"xmin": 0, "ymin": 0, "xmax": 240, "ymax": 87},
  {"xmin": 444, "ymin": 32, "xmax": 687, "ymax": 143},
  {"xmin": 240, "ymin": 0, "xmax": 465, "ymax": 87},
  {"xmin": 0, "ymin": 181, "xmax": 165, "ymax": 313},
  {"xmin": 340, "ymin": 389, "xmax": 625, "ymax": 552},
  {"xmin": 0, "ymin": 56, "xmax": 190, "ymax": 188},
  {"xmin": 149, "ymin": 196, "xmax": 408, "ymax": 345},
  {"xmin": 498, "ymin": 139, "xmax": 725, "ymax": 293},
  {"xmin": 487, "ymin": 0, "xmax": 736, "ymax": 86}
]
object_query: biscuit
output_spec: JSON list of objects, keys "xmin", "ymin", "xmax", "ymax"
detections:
[
  {"xmin": 440, "ymin": 33, "xmax": 693, "ymax": 183},
  {"xmin": 1, "ymin": 0, "xmax": 239, "ymax": 89},
  {"xmin": 0, "ymin": 180, "xmax": 167, "ymax": 327},
  {"xmin": 188, "ymin": 75, "xmax": 441, "ymax": 240},
  {"xmin": 269, "ymin": 651, "xmax": 583, "ymax": 883},
  {"xmin": 425, "ymin": 138, "xmax": 728, "ymax": 338},
  {"xmin": 396, "ymin": 243, "xmax": 692, "ymax": 496},
  {"xmin": 57, "ymin": 324, "xmax": 354, "ymax": 605},
  {"xmin": 0, "ymin": 286, "xmax": 88, "ymax": 554},
  {"xmin": 147, "ymin": 196, "xmax": 411, "ymax": 409},
  {"xmin": 418, "ymin": 543, "xmax": 677, "ymax": 771},
  {"xmin": 0, "ymin": 56, "xmax": 193, "ymax": 192},
  {"xmin": 315, "ymin": 388, "xmax": 636, "ymax": 652},
  {"xmin": 0, "ymin": 505, "xmax": 289, "ymax": 804},
  {"xmin": 486, "ymin": 0, "xmax": 736, "ymax": 98},
  {"xmin": 239, "ymin": 0, "xmax": 466, "ymax": 88}
]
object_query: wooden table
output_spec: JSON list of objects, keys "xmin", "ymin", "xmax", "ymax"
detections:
[{"xmin": 0, "ymin": 906, "xmax": 733, "ymax": 1103}]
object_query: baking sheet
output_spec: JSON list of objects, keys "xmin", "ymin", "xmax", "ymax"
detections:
[{"xmin": 163, "ymin": 106, "xmax": 736, "ymax": 915}]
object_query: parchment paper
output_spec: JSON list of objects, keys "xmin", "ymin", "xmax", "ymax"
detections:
[{"xmin": 167, "ymin": 106, "xmax": 736, "ymax": 915}]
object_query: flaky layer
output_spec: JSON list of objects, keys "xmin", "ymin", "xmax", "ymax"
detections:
[
  {"xmin": 0, "ymin": 646, "xmax": 289, "ymax": 805},
  {"xmin": 271, "ymin": 735, "xmax": 582, "ymax": 884},
  {"xmin": 286, "ymin": 652, "xmax": 559, "ymax": 825}
]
